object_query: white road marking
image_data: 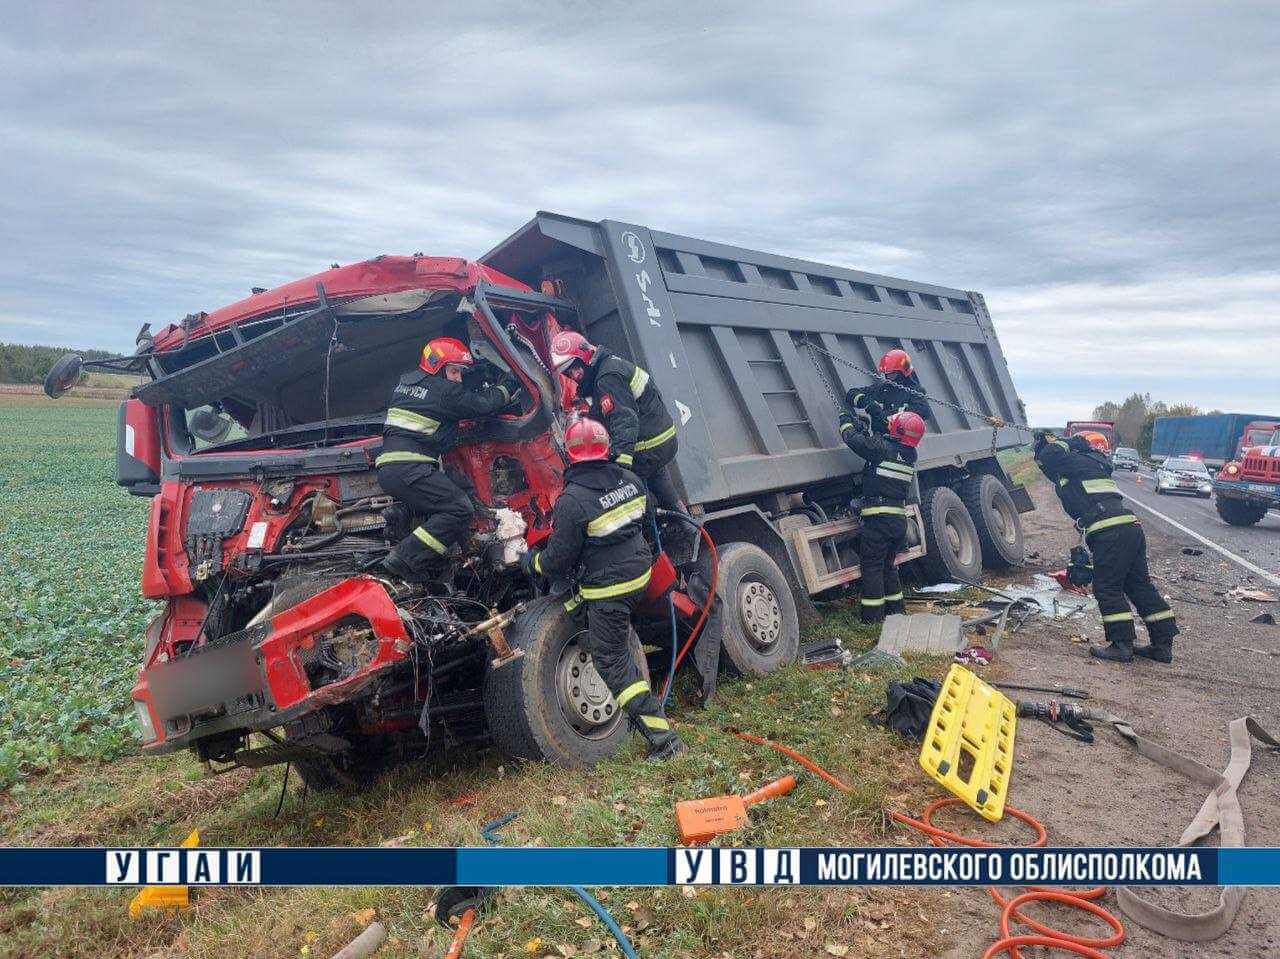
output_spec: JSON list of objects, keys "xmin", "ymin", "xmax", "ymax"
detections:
[{"xmin": 1118, "ymin": 490, "xmax": 1280, "ymax": 588}]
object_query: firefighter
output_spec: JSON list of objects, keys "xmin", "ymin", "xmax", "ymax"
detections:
[
  {"xmin": 846, "ymin": 348, "xmax": 930, "ymax": 434},
  {"xmin": 1034, "ymin": 430, "xmax": 1177, "ymax": 663},
  {"xmin": 839, "ymin": 408, "xmax": 926, "ymax": 624},
  {"xmin": 376, "ymin": 337, "xmax": 520, "ymax": 580},
  {"xmin": 520, "ymin": 417, "xmax": 687, "ymax": 760},
  {"xmin": 548, "ymin": 331, "xmax": 682, "ymax": 512}
]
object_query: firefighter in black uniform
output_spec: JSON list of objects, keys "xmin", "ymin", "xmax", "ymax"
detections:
[
  {"xmin": 549, "ymin": 330, "xmax": 681, "ymax": 512},
  {"xmin": 839, "ymin": 408, "xmax": 926, "ymax": 624},
  {"xmin": 377, "ymin": 336, "xmax": 519, "ymax": 580},
  {"xmin": 520, "ymin": 417, "xmax": 686, "ymax": 760},
  {"xmin": 1034, "ymin": 431, "xmax": 1178, "ymax": 662},
  {"xmin": 846, "ymin": 348, "xmax": 931, "ymax": 434}
]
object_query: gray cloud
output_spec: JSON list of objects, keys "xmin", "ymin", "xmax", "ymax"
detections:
[{"xmin": 1, "ymin": 1, "xmax": 1277, "ymax": 422}]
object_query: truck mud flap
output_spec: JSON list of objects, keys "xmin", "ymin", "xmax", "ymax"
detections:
[
  {"xmin": 918, "ymin": 664, "xmax": 1017, "ymax": 822},
  {"xmin": 1009, "ymin": 484, "xmax": 1035, "ymax": 513}
]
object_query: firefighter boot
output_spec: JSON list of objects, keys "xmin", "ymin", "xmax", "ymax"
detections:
[
  {"xmin": 1133, "ymin": 642, "xmax": 1173, "ymax": 663},
  {"xmin": 1089, "ymin": 640, "xmax": 1134, "ymax": 663},
  {"xmin": 622, "ymin": 695, "xmax": 687, "ymax": 760}
]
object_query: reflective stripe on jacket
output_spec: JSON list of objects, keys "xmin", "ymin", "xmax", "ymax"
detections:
[
  {"xmin": 583, "ymin": 349, "xmax": 676, "ymax": 462},
  {"xmin": 380, "ymin": 368, "xmax": 511, "ymax": 460},
  {"xmin": 532, "ymin": 460, "xmax": 654, "ymax": 600}
]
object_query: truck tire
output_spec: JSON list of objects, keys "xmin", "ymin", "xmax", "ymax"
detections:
[
  {"xmin": 916, "ymin": 485, "xmax": 983, "ymax": 584},
  {"xmin": 1215, "ymin": 496, "xmax": 1268, "ymax": 527},
  {"xmin": 712, "ymin": 542, "xmax": 800, "ymax": 676},
  {"xmin": 959, "ymin": 474, "xmax": 1025, "ymax": 569},
  {"xmin": 483, "ymin": 597, "xmax": 648, "ymax": 768}
]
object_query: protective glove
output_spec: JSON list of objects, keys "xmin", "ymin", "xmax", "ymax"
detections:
[{"xmin": 519, "ymin": 549, "xmax": 540, "ymax": 579}]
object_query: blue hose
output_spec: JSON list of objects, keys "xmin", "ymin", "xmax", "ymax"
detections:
[
  {"xmin": 570, "ymin": 887, "xmax": 640, "ymax": 959},
  {"xmin": 482, "ymin": 813, "xmax": 640, "ymax": 959},
  {"xmin": 652, "ymin": 517, "xmax": 679, "ymax": 708}
]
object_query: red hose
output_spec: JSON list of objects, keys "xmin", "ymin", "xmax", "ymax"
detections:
[
  {"xmin": 732, "ymin": 733, "xmax": 1126, "ymax": 958},
  {"xmin": 442, "ymin": 907, "xmax": 476, "ymax": 959},
  {"xmin": 660, "ymin": 525, "xmax": 718, "ymax": 699}
]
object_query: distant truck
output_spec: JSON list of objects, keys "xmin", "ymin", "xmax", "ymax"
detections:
[
  {"xmin": 1214, "ymin": 421, "xmax": 1280, "ymax": 526},
  {"xmin": 1150, "ymin": 413, "xmax": 1280, "ymax": 468},
  {"xmin": 1065, "ymin": 420, "xmax": 1117, "ymax": 450}
]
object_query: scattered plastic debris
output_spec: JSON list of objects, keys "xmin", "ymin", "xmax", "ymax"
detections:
[
  {"xmin": 917, "ymin": 582, "xmax": 965, "ymax": 593},
  {"xmin": 1228, "ymin": 587, "xmax": 1279, "ymax": 603},
  {"xmin": 990, "ymin": 573, "xmax": 1096, "ymax": 619}
]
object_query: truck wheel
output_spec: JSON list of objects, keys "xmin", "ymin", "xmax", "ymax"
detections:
[
  {"xmin": 916, "ymin": 485, "xmax": 983, "ymax": 584},
  {"xmin": 959, "ymin": 474, "xmax": 1025, "ymax": 569},
  {"xmin": 1215, "ymin": 496, "xmax": 1268, "ymax": 527},
  {"xmin": 483, "ymin": 597, "xmax": 648, "ymax": 768},
  {"xmin": 712, "ymin": 542, "xmax": 800, "ymax": 676}
]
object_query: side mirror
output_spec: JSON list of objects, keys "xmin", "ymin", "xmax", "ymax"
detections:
[{"xmin": 43, "ymin": 353, "xmax": 84, "ymax": 398}]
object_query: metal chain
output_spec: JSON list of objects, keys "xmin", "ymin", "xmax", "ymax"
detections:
[{"xmin": 799, "ymin": 335, "xmax": 1035, "ymax": 455}]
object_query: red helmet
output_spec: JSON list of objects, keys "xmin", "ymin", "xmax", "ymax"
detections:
[
  {"xmin": 550, "ymin": 330, "xmax": 596, "ymax": 374},
  {"xmin": 888, "ymin": 411, "xmax": 926, "ymax": 447},
  {"xmin": 878, "ymin": 349, "xmax": 913, "ymax": 377},
  {"xmin": 420, "ymin": 337, "xmax": 473, "ymax": 375},
  {"xmin": 564, "ymin": 417, "xmax": 611, "ymax": 464}
]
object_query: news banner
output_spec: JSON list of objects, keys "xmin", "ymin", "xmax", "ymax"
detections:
[{"xmin": 1, "ymin": 847, "xmax": 1277, "ymax": 887}]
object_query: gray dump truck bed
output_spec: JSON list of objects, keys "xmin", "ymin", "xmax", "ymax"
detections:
[{"xmin": 484, "ymin": 212, "xmax": 1028, "ymax": 509}]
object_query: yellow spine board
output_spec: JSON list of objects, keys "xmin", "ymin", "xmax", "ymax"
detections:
[{"xmin": 918, "ymin": 665, "xmax": 1017, "ymax": 822}]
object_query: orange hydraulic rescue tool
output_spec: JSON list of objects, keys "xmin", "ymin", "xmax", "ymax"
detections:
[{"xmin": 675, "ymin": 775, "xmax": 797, "ymax": 845}]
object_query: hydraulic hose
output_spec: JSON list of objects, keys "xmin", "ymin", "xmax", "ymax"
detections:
[
  {"xmin": 651, "ymin": 516, "xmax": 679, "ymax": 710},
  {"xmin": 482, "ymin": 813, "xmax": 639, "ymax": 959},
  {"xmin": 730, "ymin": 732, "xmax": 1125, "ymax": 959},
  {"xmin": 653, "ymin": 510, "xmax": 719, "ymax": 702}
]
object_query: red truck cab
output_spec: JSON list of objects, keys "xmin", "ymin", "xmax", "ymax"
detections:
[
  {"xmin": 1213, "ymin": 421, "xmax": 1280, "ymax": 526},
  {"xmin": 46, "ymin": 253, "xmax": 696, "ymax": 784}
]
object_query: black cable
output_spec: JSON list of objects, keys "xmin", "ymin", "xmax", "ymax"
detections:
[{"xmin": 273, "ymin": 762, "xmax": 291, "ymax": 818}]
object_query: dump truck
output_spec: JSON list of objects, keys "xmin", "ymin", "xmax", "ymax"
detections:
[{"xmin": 44, "ymin": 211, "xmax": 1031, "ymax": 784}]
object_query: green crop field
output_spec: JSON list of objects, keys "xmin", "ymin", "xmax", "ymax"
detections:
[{"xmin": 0, "ymin": 396, "xmax": 152, "ymax": 788}]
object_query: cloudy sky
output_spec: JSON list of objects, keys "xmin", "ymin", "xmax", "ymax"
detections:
[{"xmin": 2, "ymin": 1, "xmax": 1276, "ymax": 424}]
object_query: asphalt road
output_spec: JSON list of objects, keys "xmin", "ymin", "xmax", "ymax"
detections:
[{"xmin": 1111, "ymin": 465, "xmax": 1280, "ymax": 584}]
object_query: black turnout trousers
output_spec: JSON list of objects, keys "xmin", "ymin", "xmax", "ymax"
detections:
[
  {"xmin": 859, "ymin": 513, "xmax": 908, "ymax": 623},
  {"xmin": 634, "ymin": 434, "xmax": 681, "ymax": 512},
  {"xmin": 1088, "ymin": 521, "xmax": 1177, "ymax": 648},
  {"xmin": 376, "ymin": 460, "xmax": 474, "ymax": 566},
  {"xmin": 580, "ymin": 593, "xmax": 671, "ymax": 737}
]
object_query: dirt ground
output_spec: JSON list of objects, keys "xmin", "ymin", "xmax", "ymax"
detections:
[{"xmin": 930, "ymin": 480, "xmax": 1280, "ymax": 958}]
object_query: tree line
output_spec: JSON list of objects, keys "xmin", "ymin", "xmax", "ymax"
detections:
[
  {"xmin": 1091, "ymin": 393, "xmax": 1221, "ymax": 456},
  {"xmin": 0, "ymin": 342, "xmax": 120, "ymax": 385}
]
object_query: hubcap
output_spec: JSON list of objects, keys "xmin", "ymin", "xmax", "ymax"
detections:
[
  {"xmin": 946, "ymin": 512, "xmax": 976, "ymax": 567},
  {"xmin": 738, "ymin": 579, "xmax": 782, "ymax": 652},
  {"xmin": 556, "ymin": 633, "xmax": 620, "ymax": 738},
  {"xmin": 993, "ymin": 497, "xmax": 1016, "ymax": 545}
]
